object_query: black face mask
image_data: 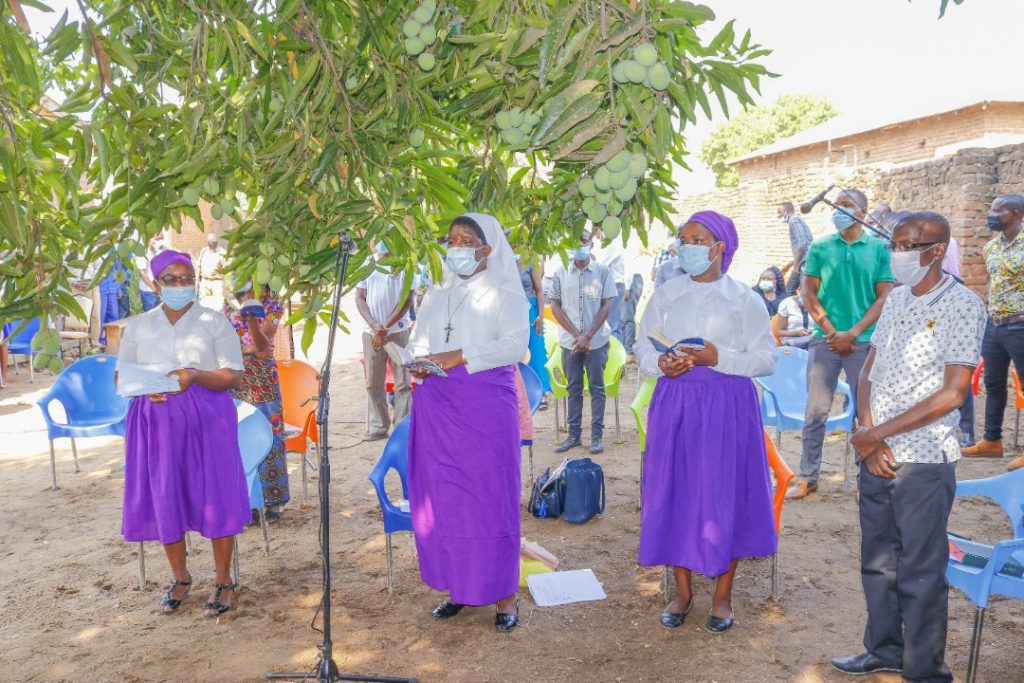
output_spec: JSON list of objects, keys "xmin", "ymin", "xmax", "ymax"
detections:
[{"xmin": 987, "ymin": 214, "xmax": 1006, "ymax": 232}]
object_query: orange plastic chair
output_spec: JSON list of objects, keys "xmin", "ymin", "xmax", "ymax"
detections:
[
  {"xmin": 277, "ymin": 358, "xmax": 320, "ymax": 503},
  {"xmin": 770, "ymin": 314, "xmax": 783, "ymax": 346},
  {"xmin": 970, "ymin": 359, "xmax": 1024, "ymax": 446}
]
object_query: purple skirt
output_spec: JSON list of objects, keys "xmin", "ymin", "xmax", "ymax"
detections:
[
  {"xmin": 638, "ymin": 367, "xmax": 777, "ymax": 576},
  {"xmin": 121, "ymin": 384, "xmax": 251, "ymax": 543},
  {"xmin": 408, "ymin": 365, "xmax": 521, "ymax": 605}
]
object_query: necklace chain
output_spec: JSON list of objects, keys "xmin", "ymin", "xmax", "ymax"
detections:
[{"xmin": 444, "ymin": 290, "xmax": 471, "ymax": 343}]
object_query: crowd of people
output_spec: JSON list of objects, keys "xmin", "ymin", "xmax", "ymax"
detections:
[{"xmin": 106, "ymin": 190, "xmax": 1023, "ymax": 681}]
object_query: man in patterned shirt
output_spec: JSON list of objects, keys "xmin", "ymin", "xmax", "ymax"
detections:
[
  {"xmin": 832, "ymin": 212, "xmax": 985, "ymax": 681},
  {"xmin": 778, "ymin": 201, "xmax": 814, "ymax": 294},
  {"xmin": 962, "ymin": 194, "xmax": 1024, "ymax": 470}
]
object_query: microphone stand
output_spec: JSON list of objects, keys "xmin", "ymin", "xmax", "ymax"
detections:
[{"xmin": 268, "ymin": 233, "xmax": 418, "ymax": 683}]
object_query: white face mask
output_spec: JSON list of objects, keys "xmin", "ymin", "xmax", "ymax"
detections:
[
  {"xmin": 890, "ymin": 247, "xmax": 936, "ymax": 288},
  {"xmin": 758, "ymin": 279, "xmax": 775, "ymax": 292}
]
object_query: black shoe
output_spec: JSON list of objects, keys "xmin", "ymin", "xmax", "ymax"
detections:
[
  {"xmin": 830, "ymin": 652, "xmax": 902, "ymax": 676},
  {"xmin": 589, "ymin": 437, "xmax": 604, "ymax": 454},
  {"xmin": 431, "ymin": 600, "xmax": 465, "ymax": 619},
  {"xmin": 158, "ymin": 575, "xmax": 192, "ymax": 614},
  {"xmin": 538, "ymin": 398, "xmax": 549, "ymax": 411},
  {"xmin": 659, "ymin": 597, "xmax": 693, "ymax": 629},
  {"xmin": 495, "ymin": 599, "xmax": 520, "ymax": 632},
  {"xmin": 554, "ymin": 436, "xmax": 581, "ymax": 453},
  {"xmin": 705, "ymin": 611, "xmax": 734, "ymax": 633},
  {"xmin": 203, "ymin": 582, "xmax": 237, "ymax": 618}
]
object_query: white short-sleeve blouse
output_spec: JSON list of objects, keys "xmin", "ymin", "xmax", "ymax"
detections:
[{"xmin": 117, "ymin": 303, "xmax": 244, "ymax": 372}]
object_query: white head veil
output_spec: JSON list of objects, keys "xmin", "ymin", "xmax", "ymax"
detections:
[{"xmin": 442, "ymin": 212, "xmax": 528, "ymax": 305}]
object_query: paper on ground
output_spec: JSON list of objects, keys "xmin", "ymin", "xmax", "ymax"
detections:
[
  {"xmin": 116, "ymin": 362, "xmax": 180, "ymax": 397},
  {"xmin": 527, "ymin": 568, "xmax": 606, "ymax": 607}
]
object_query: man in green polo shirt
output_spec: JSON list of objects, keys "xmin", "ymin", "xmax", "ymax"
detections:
[{"xmin": 788, "ymin": 189, "xmax": 895, "ymax": 499}]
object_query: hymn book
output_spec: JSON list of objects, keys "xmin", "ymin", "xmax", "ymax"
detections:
[{"xmin": 384, "ymin": 342, "xmax": 448, "ymax": 378}]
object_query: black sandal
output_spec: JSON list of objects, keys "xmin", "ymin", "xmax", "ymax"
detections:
[
  {"xmin": 158, "ymin": 575, "xmax": 192, "ymax": 614},
  {"xmin": 204, "ymin": 582, "xmax": 237, "ymax": 618}
]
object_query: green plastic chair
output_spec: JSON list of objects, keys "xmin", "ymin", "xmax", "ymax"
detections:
[
  {"xmin": 544, "ymin": 336, "xmax": 628, "ymax": 443},
  {"xmin": 543, "ymin": 318, "xmax": 560, "ymax": 357},
  {"xmin": 630, "ymin": 375, "xmax": 658, "ymax": 453}
]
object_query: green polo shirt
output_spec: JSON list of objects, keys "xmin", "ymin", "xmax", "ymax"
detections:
[{"xmin": 803, "ymin": 231, "xmax": 894, "ymax": 343}]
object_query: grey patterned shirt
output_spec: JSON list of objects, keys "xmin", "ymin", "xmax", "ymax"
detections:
[
  {"xmin": 869, "ymin": 278, "xmax": 986, "ymax": 463},
  {"xmin": 787, "ymin": 215, "xmax": 814, "ymax": 260}
]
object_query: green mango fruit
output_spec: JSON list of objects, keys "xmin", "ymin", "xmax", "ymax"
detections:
[
  {"xmin": 269, "ymin": 275, "xmax": 284, "ymax": 292},
  {"xmin": 609, "ymin": 168, "xmax": 631, "ymax": 190},
  {"xmin": 500, "ymin": 128, "xmax": 527, "ymax": 146},
  {"xmin": 648, "ymin": 63, "xmax": 670, "ymax": 91},
  {"xmin": 259, "ymin": 243, "xmax": 274, "ymax": 257},
  {"xmin": 606, "ymin": 199, "xmax": 623, "ymax": 216},
  {"xmin": 182, "ymin": 188, "xmax": 200, "ymax": 206},
  {"xmin": 612, "ymin": 61, "xmax": 629, "ymax": 83},
  {"xmin": 254, "ymin": 269, "xmax": 271, "ymax": 286},
  {"xmin": 634, "ymin": 43, "xmax": 659, "ymax": 68},
  {"xmin": 203, "ymin": 177, "xmax": 220, "ymax": 195},
  {"xmin": 606, "ymin": 149, "xmax": 632, "ymax": 173},
  {"xmin": 525, "ymin": 112, "xmax": 541, "ymax": 127},
  {"xmin": 221, "ymin": 200, "xmax": 234, "ymax": 216},
  {"xmin": 276, "ymin": 254, "xmax": 290, "ymax": 267},
  {"xmin": 409, "ymin": 128, "xmax": 426, "ymax": 147},
  {"xmin": 417, "ymin": 52, "xmax": 436, "ymax": 71},
  {"xmin": 404, "ymin": 36, "xmax": 425, "ymax": 55},
  {"xmin": 594, "ymin": 166, "xmax": 611, "ymax": 191},
  {"xmin": 48, "ymin": 357, "xmax": 63, "ymax": 374},
  {"xmin": 211, "ymin": 202, "xmax": 224, "ymax": 220},
  {"xmin": 345, "ymin": 76, "xmax": 359, "ymax": 90},
  {"xmin": 114, "ymin": 269, "xmax": 126, "ymax": 284},
  {"xmin": 30, "ymin": 332, "xmax": 44, "ymax": 351},
  {"xmin": 419, "ymin": 25, "xmax": 437, "ymax": 46},
  {"xmin": 403, "ymin": 18, "xmax": 422, "ymax": 38},
  {"xmin": 601, "ymin": 215, "xmax": 622, "ymax": 240},
  {"xmin": 586, "ymin": 202, "xmax": 607, "ymax": 223},
  {"xmin": 578, "ymin": 177, "xmax": 596, "ymax": 197},
  {"xmin": 623, "ymin": 60, "xmax": 646, "ymax": 84},
  {"xmin": 422, "ymin": 0, "xmax": 436, "ymax": 12},
  {"xmin": 594, "ymin": 189, "xmax": 612, "ymax": 204},
  {"xmin": 581, "ymin": 197, "xmax": 597, "ymax": 214},
  {"xmin": 34, "ymin": 353, "xmax": 51, "ymax": 371},
  {"xmin": 116, "ymin": 241, "xmax": 132, "ymax": 257},
  {"xmin": 614, "ymin": 177, "xmax": 638, "ymax": 202},
  {"xmin": 495, "ymin": 110, "xmax": 512, "ymax": 130},
  {"xmin": 508, "ymin": 107, "xmax": 524, "ymax": 128},
  {"xmin": 412, "ymin": 5, "xmax": 434, "ymax": 23},
  {"xmin": 629, "ymin": 151, "xmax": 647, "ymax": 178}
]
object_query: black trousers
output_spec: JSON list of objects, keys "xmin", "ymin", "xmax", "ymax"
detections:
[
  {"xmin": 981, "ymin": 320, "xmax": 1024, "ymax": 441},
  {"xmin": 563, "ymin": 343, "xmax": 609, "ymax": 441},
  {"xmin": 858, "ymin": 462, "xmax": 956, "ymax": 683}
]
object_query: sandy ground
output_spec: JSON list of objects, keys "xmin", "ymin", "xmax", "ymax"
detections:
[{"xmin": 1, "ymin": 342, "xmax": 1023, "ymax": 683}]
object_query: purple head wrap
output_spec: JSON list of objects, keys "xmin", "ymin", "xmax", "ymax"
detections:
[
  {"xmin": 686, "ymin": 210, "xmax": 739, "ymax": 274},
  {"xmin": 150, "ymin": 249, "xmax": 194, "ymax": 279}
]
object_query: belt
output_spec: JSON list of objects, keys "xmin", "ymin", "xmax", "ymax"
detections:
[{"xmin": 989, "ymin": 313, "xmax": 1024, "ymax": 326}]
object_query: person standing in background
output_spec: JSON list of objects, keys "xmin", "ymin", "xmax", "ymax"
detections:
[
  {"xmin": 517, "ymin": 254, "xmax": 552, "ymax": 405},
  {"xmin": 592, "ymin": 225, "xmax": 626, "ymax": 343},
  {"xmin": 655, "ymin": 223, "xmax": 687, "ymax": 289},
  {"xmin": 651, "ymin": 238, "xmax": 678, "ymax": 282},
  {"xmin": 550, "ymin": 230, "xmax": 617, "ymax": 455},
  {"xmin": 778, "ymin": 202, "xmax": 814, "ymax": 295},
  {"xmin": 788, "ymin": 189, "xmax": 895, "ymax": 499},
  {"xmin": 621, "ymin": 273, "xmax": 644, "ymax": 356},
  {"xmin": 98, "ymin": 250, "xmax": 125, "ymax": 345},
  {"xmin": 962, "ymin": 194, "xmax": 1024, "ymax": 471},
  {"xmin": 197, "ymin": 233, "xmax": 227, "ymax": 311},
  {"xmin": 356, "ymin": 242, "xmax": 413, "ymax": 441}
]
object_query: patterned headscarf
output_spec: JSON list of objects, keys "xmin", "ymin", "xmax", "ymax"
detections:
[{"xmin": 686, "ymin": 210, "xmax": 739, "ymax": 274}]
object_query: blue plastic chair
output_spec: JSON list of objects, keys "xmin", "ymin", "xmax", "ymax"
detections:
[
  {"xmin": 946, "ymin": 468, "xmax": 1024, "ymax": 683},
  {"xmin": 518, "ymin": 362, "xmax": 544, "ymax": 488},
  {"xmin": 236, "ymin": 399, "xmax": 274, "ymax": 557},
  {"xmin": 3, "ymin": 318, "xmax": 42, "ymax": 383},
  {"xmin": 36, "ymin": 354, "xmax": 129, "ymax": 490},
  {"xmin": 755, "ymin": 346, "xmax": 856, "ymax": 482},
  {"xmin": 368, "ymin": 415, "xmax": 412, "ymax": 592}
]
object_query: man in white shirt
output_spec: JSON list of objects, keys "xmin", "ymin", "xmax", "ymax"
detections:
[
  {"xmin": 550, "ymin": 230, "xmax": 618, "ymax": 454},
  {"xmin": 197, "ymin": 233, "xmax": 227, "ymax": 310},
  {"xmin": 356, "ymin": 243, "xmax": 413, "ymax": 440},
  {"xmin": 591, "ymin": 225, "xmax": 626, "ymax": 342},
  {"xmin": 832, "ymin": 212, "xmax": 985, "ymax": 682}
]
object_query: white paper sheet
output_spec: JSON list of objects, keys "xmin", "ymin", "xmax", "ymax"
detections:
[
  {"xmin": 526, "ymin": 569, "xmax": 607, "ymax": 607},
  {"xmin": 116, "ymin": 362, "xmax": 181, "ymax": 397}
]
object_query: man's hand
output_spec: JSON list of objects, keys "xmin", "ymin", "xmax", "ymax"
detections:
[
  {"xmin": 851, "ymin": 427, "xmax": 898, "ymax": 478},
  {"xmin": 372, "ymin": 327, "xmax": 387, "ymax": 351},
  {"xmin": 825, "ymin": 330, "xmax": 858, "ymax": 356},
  {"xmin": 658, "ymin": 353, "xmax": 693, "ymax": 378},
  {"xmin": 679, "ymin": 341, "xmax": 719, "ymax": 367},
  {"xmin": 573, "ymin": 333, "xmax": 592, "ymax": 353}
]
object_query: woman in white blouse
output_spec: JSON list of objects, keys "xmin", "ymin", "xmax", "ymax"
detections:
[
  {"xmin": 634, "ymin": 210, "xmax": 778, "ymax": 634},
  {"xmin": 405, "ymin": 213, "xmax": 529, "ymax": 632},
  {"xmin": 118, "ymin": 250, "xmax": 250, "ymax": 618}
]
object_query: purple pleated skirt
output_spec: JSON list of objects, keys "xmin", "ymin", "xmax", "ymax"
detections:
[
  {"xmin": 638, "ymin": 366, "xmax": 777, "ymax": 577},
  {"xmin": 121, "ymin": 384, "xmax": 251, "ymax": 543},
  {"xmin": 408, "ymin": 364, "xmax": 521, "ymax": 606}
]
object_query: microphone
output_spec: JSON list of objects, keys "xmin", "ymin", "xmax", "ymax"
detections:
[{"xmin": 800, "ymin": 184, "xmax": 836, "ymax": 214}]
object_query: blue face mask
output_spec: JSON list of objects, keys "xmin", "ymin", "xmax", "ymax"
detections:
[
  {"xmin": 571, "ymin": 245, "xmax": 592, "ymax": 261},
  {"xmin": 446, "ymin": 246, "xmax": 481, "ymax": 276},
  {"xmin": 678, "ymin": 243, "xmax": 720, "ymax": 276},
  {"xmin": 160, "ymin": 285, "xmax": 197, "ymax": 310},
  {"xmin": 832, "ymin": 208, "xmax": 857, "ymax": 232}
]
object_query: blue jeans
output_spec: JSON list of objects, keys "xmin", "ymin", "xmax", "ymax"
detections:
[
  {"xmin": 799, "ymin": 338, "xmax": 868, "ymax": 485},
  {"xmin": 563, "ymin": 343, "xmax": 609, "ymax": 441},
  {"xmin": 981, "ymin": 320, "xmax": 1024, "ymax": 441},
  {"xmin": 608, "ymin": 282, "xmax": 626, "ymax": 343}
]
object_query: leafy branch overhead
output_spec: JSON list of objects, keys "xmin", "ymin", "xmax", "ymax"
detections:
[{"xmin": 0, "ymin": 0, "xmax": 776, "ymax": 349}]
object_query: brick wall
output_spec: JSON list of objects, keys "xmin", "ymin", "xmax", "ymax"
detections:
[
  {"xmin": 165, "ymin": 201, "xmax": 234, "ymax": 258},
  {"xmin": 679, "ymin": 141, "xmax": 1024, "ymax": 295}
]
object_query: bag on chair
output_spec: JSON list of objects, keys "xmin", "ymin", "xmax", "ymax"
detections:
[
  {"xmin": 561, "ymin": 457, "xmax": 605, "ymax": 524},
  {"xmin": 529, "ymin": 463, "xmax": 567, "ymax": 519}
]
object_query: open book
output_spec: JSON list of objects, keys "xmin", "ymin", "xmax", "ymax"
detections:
[
  {"xmin": 384, "ymin": 341, "xmax": 447, "ymax": 378},
  {"xmin": 646, "ymin": 330, "xmax": 705, "ymax": 355}
]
